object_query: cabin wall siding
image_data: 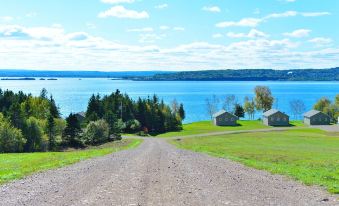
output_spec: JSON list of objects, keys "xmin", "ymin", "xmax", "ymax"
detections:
[
  {"xmin": 304, "ymin": 113, "xmax": 331, "ymax": 125},
  {"xmin": 214, "ymin": 113, "xmax": 238, "ymax": 126},
  {"xmin": 263, "ymin": 113, "xmax": 289, "ymax": 126}
]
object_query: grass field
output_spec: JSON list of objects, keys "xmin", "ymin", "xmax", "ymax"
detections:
[
  {"xmin": 156, "ymin": 120, "xmax": 303, "ymax": 138},
  {"xmin": 0, "ymin": 139, "xmax": 142, "ymax": 185},
  {"xmin": 170, "ymin": 129, "xmax": 339, "ymax": 193}
]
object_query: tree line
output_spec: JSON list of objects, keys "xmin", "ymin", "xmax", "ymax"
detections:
[
  {"xmin": 206, "ymin": 86, "xmax": 275, "ymax": 120},
  {"xmin": 127, "ymin": 67, "xmax": 339, "ymax": 81},
  {"xmin": 206, "ymin": 86, "xmax": 339, "ymax": 122},
  {"xmin": 0, "ymin": 89, "xmax": 185, "ymax": 153},
  {"xmin": 0, "ymin": 88, "xmax": 63, "ymax": 153}
]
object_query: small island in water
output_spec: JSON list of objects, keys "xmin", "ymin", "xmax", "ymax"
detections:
[{"xmin": 1, "ymin": 77, "xmax": 36, "ymax": 81}]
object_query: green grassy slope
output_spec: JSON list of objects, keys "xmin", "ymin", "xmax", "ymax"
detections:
[
  {"xmin": 0, "ymin": 139, "xmax": 142, "ymax": 184},
  {"xmin": 171, "ymin": 129, "xmax": 339, "ymax": 193},
  {"xmin": 156, "ymin": 120, "xmax": 303, "ymax": 138}
]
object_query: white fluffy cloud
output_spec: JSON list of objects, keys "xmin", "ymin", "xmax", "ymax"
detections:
[
  {"xmin": 283, "ymin": 29, "xmax": 311, "ymax": 38},
  {"xmin": 0, "ymin": 24, "xmax": 338, "ymax": 71},
  {"xmin": 227, "ymin": 29, "xmax": 269, "ymax": 38},
  {"xmin": 202, "ymin": 6, "xmax": 221, "ymax": 13},
  {"xmin": 216, "ymin": 18, "xmax": 261, "ymax": 28},
  {"xmin": 0, "ymin": 16, "xmax": 14, "ymax": 22},
  {"xmin": 216, "ymin": 10, "xmax": 330, "ymax": 28},
  {"xmin": 98, "ymin": 6, "xmax": 149, "ymax": 19},
  {"xmin": 301, "ymin": 12, "xmax": 330, "ymax": 17},
  {"xmin": 309, "ymin": 37, "xmax": 332, "ymax": 46}
]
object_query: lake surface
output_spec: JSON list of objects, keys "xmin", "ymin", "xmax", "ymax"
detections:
[{"xmin": 0, "ymin": 78, "xmax": 338, "ymax": 123}]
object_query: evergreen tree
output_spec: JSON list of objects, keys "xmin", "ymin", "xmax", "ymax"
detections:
[
  {"xmin": 40, "ymin": 88, "xmax": 48, "ymax": 99},
  {"xmin": 178, "ymin": 104, "xmax": 185, "ymax": 120},
  {"xmin": 8, "ymin": 102, "xmax": 25, "ymax": 129},
  {"xmin": 49, "ymin": 95, "xmax": 60, "ymax": 118},
  {"xmin": 47, "ymin": 113, "xmax": 56, "ymax": 151},
  {"xmin": 63, "ymin": 113, "xmax": 82, "ymax": 147},
  {"xmin": 103, "ymin": 111, "xmax": 122, "ymax": 137},
  {"xmin": 86, "ymin": 94, "xmax": 103, "ymax": 121},
  {"xmin": 234, "ymin": 104, "xmax": 245, "ymax": 119}
]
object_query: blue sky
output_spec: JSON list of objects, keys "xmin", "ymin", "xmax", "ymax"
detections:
[{"xmin": 0, "ymin": 0, "xmax": 338, "ymax": 71}]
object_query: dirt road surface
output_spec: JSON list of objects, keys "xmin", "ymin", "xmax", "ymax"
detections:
[{"xmin": 0, "ymin": 138, "xmax": 337, "ymax": 206}]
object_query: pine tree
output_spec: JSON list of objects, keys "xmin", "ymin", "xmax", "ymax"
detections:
[
  {"xmin": 86, "ymin": 94, "xmax": 103, "ymax": 121},
  {"xmin": 178, "ymin": 104, "xmax": 185, "ymax": 120},
  {"xmin": 40, "ymin": 88, "xmax": 48, "ymax": 99},
  {"xmin": 234, "ymin": 104, "xmax": 245, "ymax": 119},
  {"xmin": 8, "ymin": 102, "xmax": 25, "ymax": 129},
  {"xmin": 63, "ymin": 113, "xmax": 82, "ymax": 147},
  {"xmin": 47, "ymin": 113, "xmax": 56, "ymax": 151},
  {"xmin": 49, "ymin": 95, "xmax": 60, "ymax": 118}
]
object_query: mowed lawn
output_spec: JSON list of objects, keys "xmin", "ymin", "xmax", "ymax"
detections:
[
  {"xmin": 170, "ymin": 129, "xmax": 339, "ymax": 193},
  {"xmin": 156, "ymin": 120, "xmax": 303, "ymax": 138},
  {"xmin": 0, "ymin": 139, "xmax": 142, "ymax": 185}
]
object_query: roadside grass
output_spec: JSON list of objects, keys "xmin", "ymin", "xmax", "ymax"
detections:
[
  {"xmin": 170, "ymin": 129, "xmax": 339, "ymax": 194},
  {"xmin": 156, "ymin": 120, "xmax": 304, "ymax": 138},
  {"xmin": 0, "ymin": 139, "xmax": 142, "ymax": 185}
]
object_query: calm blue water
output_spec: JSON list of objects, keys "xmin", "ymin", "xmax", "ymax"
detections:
[{"xmin": 0, "ymin": 79, "xmax": 338, "ymax": 123}]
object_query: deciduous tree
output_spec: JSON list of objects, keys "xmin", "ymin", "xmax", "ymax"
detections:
[{"xmin": 254, "ymin": 86, "xmax": 274, "ymax": 112}]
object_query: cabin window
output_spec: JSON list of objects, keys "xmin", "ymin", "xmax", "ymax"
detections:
[
  {"xmin": 225, "ymin": 118, "xmax": 228, "ymax": 121},
  {"xmin": 277, "ymin": 117, "xmax": 280, "ymax": 121}
]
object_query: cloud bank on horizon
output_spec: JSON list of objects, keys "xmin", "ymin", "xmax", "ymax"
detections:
[{"xmin": 0, "ymin": 0, "xmax": 338, "ymax": 71}]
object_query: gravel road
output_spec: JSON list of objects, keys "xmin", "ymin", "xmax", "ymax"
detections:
[{"xmin": 0, "ymin": 138, "xmax": 337, "ymax": 206}]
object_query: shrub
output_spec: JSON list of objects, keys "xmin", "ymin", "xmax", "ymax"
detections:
[
  {"xmin": 125, "ymin": 119, "xmax": 141, "ymax": 133},
  {"xmin": 83, "ymin": 119, "xmax": 110, "ymax": 145},
  {"xmin": 62, "ymin": 113, "xmax": 83, "ymax": 148},
  {"xmin": 0, "ymin": 113, "xmax": 26, "ymax": 153},
  {"xmin": 23, "ymin": 117, "xmax": 45, "ymax": 152}
]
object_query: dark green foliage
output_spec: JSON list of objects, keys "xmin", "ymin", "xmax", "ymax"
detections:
[
  {"xmin": 40, "ymin": 88, "xmax": 48, "ymax": 99},
  {"xmin": 0, "ymin": 89, "xmax": 64, "ymax": 153},
  {"xmin": 314, "ymin": 97, "xmax": 339, "ymax": 123},
  {"xmin": 0, "ymin": 114, "xmax": 25, "ymax": 153},
  {"xmin": 63, "ymin": 113, "xmax": 83, "ymax": 148},
  {"xmin": 8, "ymin": 102, "xmax": 25, "ymax": 129},
  {"xmin": 49, "ymin": 95, "xmax": 60, "ymax": 118},
  {"xmin": 234, "ymin": 104, "xmax": 245, "ymax": 119},
  {"xmin": 125, "ymin": 119, "xmax": 141, "ymax": 133},
  {"xmin": 83, "ymin": 119, "xmax": 110, "ymax": 145},
  {"xmin": 47, "ymin": 114, "xmax": 56, "ymax": 151},
  {"xmin": 179, "ymin": 104, "xmax": 185, "ymax": 120},
  {"xmin": 86, "ymin": 90, "xmax": 184, "ymax": 135},
  {"xmin": 86, "ymin": 94, "xmax": 103, "ymax": 122},
  {"xmin": 126, "ymin": 67, "xmax": 339, "ymax": 81},
  {"xmin": 23, "ymin": 117, "xmax": 44, "ymax": 152}
]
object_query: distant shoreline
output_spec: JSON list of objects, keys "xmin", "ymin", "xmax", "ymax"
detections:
[{"xmin": 0, "ymin": 67, "xmax": 338, "ymax": 81}]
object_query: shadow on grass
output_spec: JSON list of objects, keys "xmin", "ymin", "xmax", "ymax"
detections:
[{"xmin": 215, "ymin": 123, "xmax": 243, "ymax": 127}]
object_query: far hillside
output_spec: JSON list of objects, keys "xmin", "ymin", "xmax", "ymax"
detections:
[{"xmin": 125, "ymin": 67, "xmax": 339, "ymax": 81}]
